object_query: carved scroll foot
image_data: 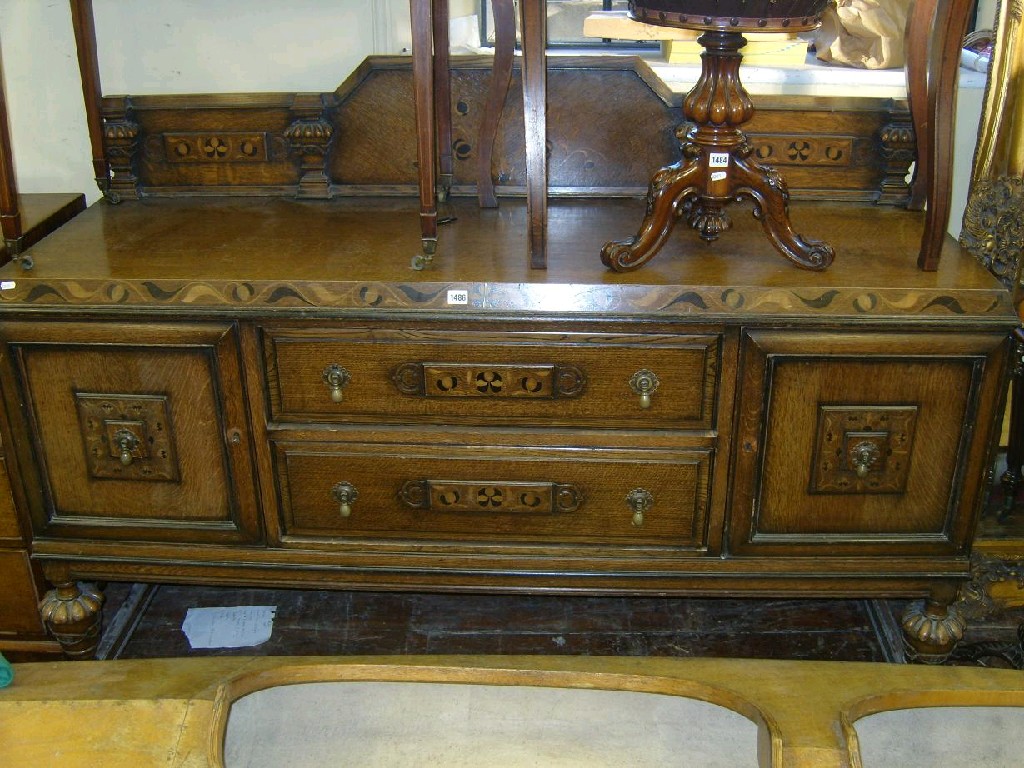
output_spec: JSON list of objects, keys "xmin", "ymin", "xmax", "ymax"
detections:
[
  {"xmin": 39, "ymin": 580, "xmax": 105, "ymax": 660},
  {"xmin": 901, "ymin": 591, "xmax": 966, "ymax": 664},
  {"xmin": 731, "ymin": 153, "xmax": 834, "ymax": 271},
  {"xmin": 600, "ymin": 161, "xmax": 703, "ymax": 272}
]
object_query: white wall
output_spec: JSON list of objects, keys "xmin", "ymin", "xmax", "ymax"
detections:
[
  {"xmin": 0, "ymin": 0, "xmax": 987, "ymax": 235},
  {"xmin": 0, "ymin": 0, "xmax": 415, "ymax": 203},
  {"xmin": 1, "ymin": 0, "xmax": 96, "ymax": 200}
]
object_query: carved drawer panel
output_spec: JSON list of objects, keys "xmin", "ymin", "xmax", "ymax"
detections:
[
  {"xmin": 263, "ymin": 327, "xmax": 720, "ymax": 429},
  {"xmin": 730, "ymin": 330, "xmax": 1008, "ymax": 557},
  {"xmin": 274, "ymin": 441, "xmax": 711, "ymax": 549},
  {"xmin": 0, "ymin": 322, "xmax": 261, "ymax": 544}
]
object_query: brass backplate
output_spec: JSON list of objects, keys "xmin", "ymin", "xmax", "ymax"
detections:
[
  {"xmin": 810, "ymin": 405, "xmax": 918, "ymax": 494},
  {"xmin": 399, "ymin": 480, "xmax": 581, "ymax": 514},
  {"xmin": 392, "ymin": 362, "xmax": 585, "ymax": 399},
  {"xmin": 75, "ymin": 393, "xmax": 180, "ymax": 481}
]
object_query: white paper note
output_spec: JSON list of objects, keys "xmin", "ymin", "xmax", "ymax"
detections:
[{"xmin": 181, "ymin": 605, "xmax": 277, "ymax": 649}]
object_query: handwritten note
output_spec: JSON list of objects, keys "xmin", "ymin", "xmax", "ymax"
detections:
[{"xmin": 181, "ymin": 605, "xmax": 277, "ymax": 649}]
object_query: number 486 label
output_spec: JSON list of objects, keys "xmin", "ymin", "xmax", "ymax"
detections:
[{"xmin": 447, "ymin": 289, "xmax": 469, "ymax": 305}]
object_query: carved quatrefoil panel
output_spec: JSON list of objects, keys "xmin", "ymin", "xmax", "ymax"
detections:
[
  {"xmin": 75, "ymin": 393, "xmax": 180, "ymax": 482},
  {"xmin": 163, "ymin": 132, "xmax": 269, "ymax": 163},
  {"xmin": 810, "ymin": 405, "xmax": 918, "ymax": 494}
]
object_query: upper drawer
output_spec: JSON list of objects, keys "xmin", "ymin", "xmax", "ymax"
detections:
[{"xmin": 264, "ymin": 327, "xmax": 721, "ymax": 429}]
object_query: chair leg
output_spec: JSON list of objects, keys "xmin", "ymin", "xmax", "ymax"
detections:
[
  {"xmin": 1000, "ymin": 331, "xmax": 1024, "ymax": 521},
  {"xmin": 477, "ymin": 0, "xmax": 516, "ymax": 208},
  {"xmin": 904, "ymin": 0, "xmax": 975, "ymax": 271},
  {"xmin": 410, "ymin": 0, "xmax": 438, "ymax": 269},
  {"xmin": 432, "ymin": 0, "xmax": 453, "ymax": 201},
  {"xmin": 519, "ymin": 0, "xmax": 547, "ymax": 269}
]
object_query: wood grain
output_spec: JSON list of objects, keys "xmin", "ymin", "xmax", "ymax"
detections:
[{"xmin": 3, "ymin": 655, "xmax": 1024, "ymax": 767}]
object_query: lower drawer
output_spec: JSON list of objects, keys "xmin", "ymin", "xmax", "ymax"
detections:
[{"xmin": 274, "ymin": 442, "xmax": 711, "ymax": 550}]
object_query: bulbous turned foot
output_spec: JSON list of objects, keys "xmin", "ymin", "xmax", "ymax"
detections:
[
  {"xmin": 39, "ymin": 581, "xmax": 105, "ymax": 660},
  {"xmin": 901, "ymin": 597, "xmax": 966, "ymax": 664}
]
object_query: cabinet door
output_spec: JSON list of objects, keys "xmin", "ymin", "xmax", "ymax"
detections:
[
  {"xmin": 729, "ymin": 330, "xmax": 1007, "ymax": 557},
  {"xmin": 0, "ymin": 322, "xmax": 261, "ymax": 544}
]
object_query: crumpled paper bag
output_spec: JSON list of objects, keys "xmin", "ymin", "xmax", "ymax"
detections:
[{"xmin": 814, "ymin": 0, "xmax": 911, "ymax": 69}]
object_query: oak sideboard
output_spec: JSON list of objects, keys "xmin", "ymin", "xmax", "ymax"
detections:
[{"xmin": 0, "ymin": 194, "xmax": 1013, "ymax": 661}]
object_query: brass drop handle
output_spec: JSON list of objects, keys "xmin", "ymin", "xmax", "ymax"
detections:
[
  {"xmin": 628, "ymin": 369, "xmax": 660, "ymax": 409},
  {"xmin": 850, "ymin": 441, "xmax": 881, "ymax": 478},
  {"xmin": 626, "ymin": 488, "xmax": 653, "ymax": 527},
  {"xmin": 331, "ymin": 481, "xmax": 359, "ymax": 517},
  {"xmin": 322, "ymin": 364, "xmax": 351, "ymax": 403},
  {"xmin": 112, "ymin": 429, "xmax": 140, "ymax": 466}
]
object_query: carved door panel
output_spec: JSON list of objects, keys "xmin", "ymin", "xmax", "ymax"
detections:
[
  {"xmin": 0, "ymin": 321, "xmax": 261, "ymax": 544},
  {"xmin": 729, "ymin": 329, "xmax": 1007, "ymax": 557}
]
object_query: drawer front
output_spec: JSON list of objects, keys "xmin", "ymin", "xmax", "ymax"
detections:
[
  {"xmin": 275, "ymin": 441, "xmax": 711, "ymax": 550},
  {"xmin": 729, "ymin": 330, "xmax": 1007, "ymax": 557},
  {"xmin": 264, "ymin": 328, "xmax": 720, "ymax": 429},
  {"xmin": 0, "ymin": 322, "xmax": 262, "ymax": 544}
]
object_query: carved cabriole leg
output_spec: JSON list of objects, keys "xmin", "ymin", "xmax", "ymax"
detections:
[
  {"xmin": 901, "ymin": 583, "xmax": 965, "ymax": 664},
  {"xmin": 730, "ymin": 149, "xmax": 834, "ymax": 269},
  {"xmin": 39, "ymin": 566, "xmax": 105, "ymax": 660},
  {"xmin": 600, "ymin": 156, "xmax": 704, "ymax": 271},
  {"xmin": 601, "ymin": 30, "xmax": 833, "ymax": 273},
  {"xmin": 286, "ymin": 93, "xmax": 336, "ymax": 200}
]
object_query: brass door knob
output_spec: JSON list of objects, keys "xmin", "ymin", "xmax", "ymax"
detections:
[
  {"xmin": 322, "ymin": 364, "xmax": 352, "ymax": 403},
  {"xmin": 331, "ymin": 481, "xmax": 359, "ymax": 517},
  {"xmin": 628, "ymin": 369, "xmax": 660, "ymax": 409},
  {"xmin": 112, "ymin": 429, "xmax": 141, "ymax": 466},
  {"xmin": 850, "ymin": 441, "xmax": 881, "ymax": 478},
  {"xmin": 626, "ymin": 488, "xmax": 654, "ymax": 527}
]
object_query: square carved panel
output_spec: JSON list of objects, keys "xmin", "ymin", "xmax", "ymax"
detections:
[
  {"xmin": 811, "ymin": 405, "xmax": 918, "ymax": 494},
  {"xmin": 75, "ymin": 393, "xmax": 179, "ymax": 482}
]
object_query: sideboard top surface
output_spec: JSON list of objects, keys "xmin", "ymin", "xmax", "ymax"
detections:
[{"xmin": 0, "ymin": 196, "xmax": 1012, "ymax": 322}]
